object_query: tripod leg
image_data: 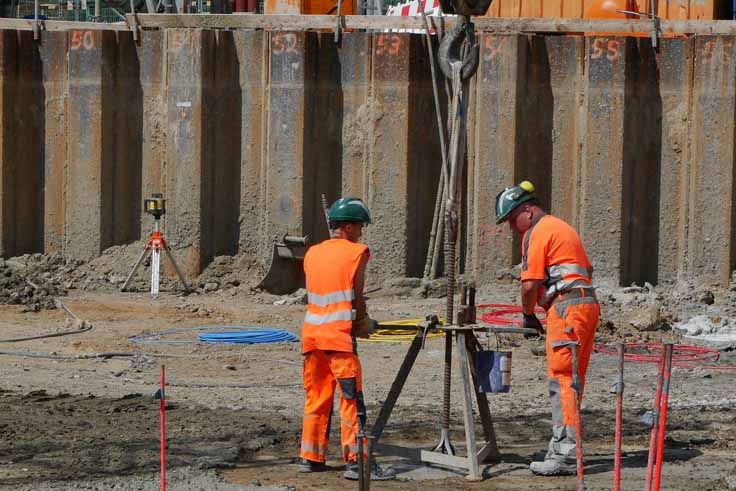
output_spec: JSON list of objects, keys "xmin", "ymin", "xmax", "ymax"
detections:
[
  {"xmin": 164, "ymin": 245, "xmax": 192, "ymax": 292},
  {"xmin": 121, "ymin": 245, "xmax": 150, "ymax": 292},
  {"xmin": 151, "ymin": 247, "xmax": 161, "ymax": 297}
]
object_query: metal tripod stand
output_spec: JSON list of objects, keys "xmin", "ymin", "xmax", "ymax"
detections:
[{"xmin": 121, "ymin": 216, "xmax": 191, "ymax": 297}]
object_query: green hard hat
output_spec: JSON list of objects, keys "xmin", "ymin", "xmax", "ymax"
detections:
[
  {"xmin": 328, "ymin": 197, "xmax": 372, "ymax": 224},
  {"xmin": 495, "ymin": 181, "xmax": 536, "ymax": 224}
]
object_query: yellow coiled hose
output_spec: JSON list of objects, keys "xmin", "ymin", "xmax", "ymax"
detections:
[{"xmin": 360, "ymin": 318, "xmax": 445, "ymax": 343}]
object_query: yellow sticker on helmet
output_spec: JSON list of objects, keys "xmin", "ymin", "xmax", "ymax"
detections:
[{"xmin": 519, "ymin": 181, "xmax": 535, "ymax": 193}]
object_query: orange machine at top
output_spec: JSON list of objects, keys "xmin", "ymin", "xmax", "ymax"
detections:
[{"xmin": 485, "ymin": 0, "xmax": 726, "ymax": 20}]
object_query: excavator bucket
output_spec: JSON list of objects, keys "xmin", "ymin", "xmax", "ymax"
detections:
[{"xmin": 256, "ymin": 234, "xmax": 310, "ymax": 295}]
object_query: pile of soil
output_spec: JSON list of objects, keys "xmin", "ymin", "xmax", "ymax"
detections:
[{"xmin": 0, "ymin": 253, "xmax": 77, "ymax": 311}]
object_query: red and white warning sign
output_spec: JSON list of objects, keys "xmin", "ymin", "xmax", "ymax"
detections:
[{"xmin": 385, "ymin": 0, "xmax": 447, "ymax": 33}]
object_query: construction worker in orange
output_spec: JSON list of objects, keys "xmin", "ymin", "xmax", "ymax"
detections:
[
  {"xmin": 298, "ymin": 197, "xmax": 395, "ymax": 481},
  {"xmin": 495, "ymin": 181, "xmax": 600, "ymax": 476}
]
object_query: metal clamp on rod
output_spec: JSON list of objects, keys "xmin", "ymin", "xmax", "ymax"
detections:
[
  {"xmin": 616, "ymin": 4, "xmax": 660, "ymax": 48},
  {"xmin": 334, "ymin": 0, "xmax": 343, "ymax": 44},
  {"xmin": 129, "ymin": 0, "xmax": 140, "ymax": 42}
]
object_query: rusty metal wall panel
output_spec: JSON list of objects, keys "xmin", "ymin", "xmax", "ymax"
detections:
[
  {"xmin": 339, "ymin": 33, "xmax": 371, "ymax": 205},
  {"xmin": 407, "ymin": 35, "xmax": 443, "ymax": 277},
  {"xmin": 165, "ymin": 29, "xmax": 216, "ymax": 278},
  {"xmin": 579, "ymin": 36, "xmax": 629, "ymax": 285},
  {"xmin": 137, "ymin": 30, "xmax": 167, "ymax": 239},
  {"xmin": 469, "ymin": 33, "xmax": 526, "ymax": 282},
  {"xmin": 544, "ymin": 35, "xmax": 584, "ymax": 226},
  {"xmin": 234, "ymin": 30, "xmax": 266, "ymax": 257},
  {"xmin": 655, "ymin": 37, "xmax": 693, "ymax": 284},
  {"xmin": 304, "ymin": 33, "xmax": 341, "ymax": 244},
  {"xmin": 688, "ymin": 35, "xmax": 736, "ymax": 285},
  {"xmin": 265, "ymin": 31, "xmax": 311, "ymax": 248},
  {"xmin": 365, "ymin": 32, "xmax": 413, "ymax": 279},
  {"xmin": 212, "ymin": 30, "xmax": 242, "ymax": 256},
  {"xmin": 14, "ymin": 31, "xmax": 43, "ymax": 255},
  {"xmin": 41, "ymin": 31, "xmax": 68, "ymax": 255},
  {"xmin": 66, "ymin": 30, "xmax": 115, "ymax": 260},
  {"xmin": 619, "ymin": 38, "xmax": 661, "ymax": 286},
  {"xmin": 112, "ymin": 32, "xmax": 143, "ymax": 247},
  {"xmin": 0, "ymin": 31, "xmax": 17, "ymax": 257}
]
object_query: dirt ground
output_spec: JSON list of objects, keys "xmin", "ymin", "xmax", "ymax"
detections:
[{"xmin": 1, "ymin": 281, "xmax": 736, "ymax": 490}]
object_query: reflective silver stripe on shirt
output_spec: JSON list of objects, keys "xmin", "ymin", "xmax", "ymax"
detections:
[
  {"xmin": 547, "ymin": 263, "xmax": 590, "ymax": 281},
  {"xmin": 540, "ymin": 278, "xmax": 595, "ymax": 307},
  {"xmin": 304, "ymin": 309, "xmax": 355, "ymax": 325},
  {"xmin": 307, "ymin": 289, "xmax": 355, "ymax": 307}
]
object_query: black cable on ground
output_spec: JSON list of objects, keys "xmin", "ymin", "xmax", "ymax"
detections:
[{"xmin": 0, "ymin": 323, "xmax": 94, "ymax": 343}]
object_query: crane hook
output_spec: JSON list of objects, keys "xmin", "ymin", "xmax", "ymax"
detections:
[{"xmin": 438, "ymin": 16, "xmax": 480, "ymax": 81}]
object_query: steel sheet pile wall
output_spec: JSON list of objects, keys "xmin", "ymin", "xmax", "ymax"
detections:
[{"xmin": 0, "ymin": 28, "xmax": 734, "ymax": 287}]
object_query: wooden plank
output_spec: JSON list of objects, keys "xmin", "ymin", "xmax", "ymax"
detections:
[
  {"xmin": 373, "ymin": 442, "xmax": 422, "ymax": 461},
  {"xmin": 466, "ymin": 335, "xmax": 500, "ymax": 461},
  {"xmin": 0, "ymin": 14, "xmax": 735, "ymax": 35},
  {"xmin": 421, "ymin": 449, "xmax": 472, "ymax": 470},
  {"xmin": 125, "ymin": 15, "xmax": 736, "ymax": 35},
  {"xmin": 456, "ymin": 331, "xmax": 481, "ymax": 480},
  {"xmin": 0, "ymin": 18, "xmax": 129, "ymax": 31}
]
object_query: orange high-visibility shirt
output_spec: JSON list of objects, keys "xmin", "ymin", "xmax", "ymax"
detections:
[
  {"xmin": 302, "ymin": 238, "xmax": 369, "ymax": 354},
  {"xmin": 520, "ymin": 214, "xmax": 593, "ymax": 307}
]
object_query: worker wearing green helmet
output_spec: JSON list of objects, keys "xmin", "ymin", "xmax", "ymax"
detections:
[
  {"xmin": 495, "ymin": 181, "xmax": 600, "ymax": 477},
  {"xmin": 299, "ymin": 197, "xmax": 395, "ymax": 481},
  {"xmin": 327, "ymin": 197, "xmax": 373, "ymax": 226}
]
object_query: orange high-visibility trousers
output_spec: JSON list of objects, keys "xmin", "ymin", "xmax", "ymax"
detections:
[
  {"xmin": 545, "ymin": 299, "xmax": 600, "ymax": 426},
  {"xmin": 300, "ymin": 350, "xmax": 365, "ymax": 463}
]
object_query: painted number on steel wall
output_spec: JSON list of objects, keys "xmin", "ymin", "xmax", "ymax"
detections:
[
  {"xmin": 483, "ymin": 36, "xmax": 506, "ymax": 61},
  {"xmin": 70, "ymin": 31, "xmax": 95, "ymax": 50},
  {"xmin": 375, "ymin": 34, "xmax": 401, "ymax": 56},
  {"xmin": 170, "ymin": 31, "xmax": 195, "ymax": 53},
  {"xmin": 590, "ymin": 38, "xmax": 620, "ymax": 62},
  {"xmin": 272, "ymin": 33, "xmax": 299, "ymax": 55},
  {"xmin": 702, "ymin": 40, "xmax": 734, "ymax": 65}
]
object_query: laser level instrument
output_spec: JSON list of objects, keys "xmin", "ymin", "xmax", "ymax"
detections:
[{"xmin": 121, "ymin": 193, "xmax": 192, "ymax": 297}]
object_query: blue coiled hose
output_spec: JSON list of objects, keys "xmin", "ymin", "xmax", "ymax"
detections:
[
  {"xmin": 199, "ymin": 329, "xmax": 297, "ymax": 344},
  {"xmin": 130, "ymin": 325, "xmax": 298, "ymax": 345}
]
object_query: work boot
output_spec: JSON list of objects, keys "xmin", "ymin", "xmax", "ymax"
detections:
[
  {"xmin": 298, "ymin": 458, "xmax": 328, "ymax": 473},
  {"xmin": 530, "ymin": 424, "xmax": 578, "ymax": 476},
  {"xmin": 529, "ymin": 458, "xmax": 576, "ymax": 476},
  {"xmin": 344, "ymin": 460, "xmax": 396, "ymax": 481}
]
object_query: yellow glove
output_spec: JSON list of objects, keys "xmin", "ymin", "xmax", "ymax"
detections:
[{"xmin": 353, "ymin": 316, "xmax": 378, "ymax": 339}]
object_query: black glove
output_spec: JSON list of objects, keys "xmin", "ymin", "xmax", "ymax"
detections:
[{"xmin": 522, "ymin": 313, "xmax": 544, "ymax": 339}]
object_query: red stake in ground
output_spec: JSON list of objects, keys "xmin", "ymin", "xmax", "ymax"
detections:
[{"xmin": 160, "ymin": 365, "xmax": 167, "ymax": 491}]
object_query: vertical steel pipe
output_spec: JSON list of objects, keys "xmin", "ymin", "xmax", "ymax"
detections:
[
  {"xmin": 33, "ymin": 0, "xmax": 39, "ymax": 39},
  {"xmin": 613, "ymin": 343, "xmax": 625, "ymax": 491},
  {"xmin": 644, "ymin": 347, "xmax": 666, "ymax": 491},
  {"xmin": 652, "ymin": 344, "xmax": 673, "ymax": 491}
]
